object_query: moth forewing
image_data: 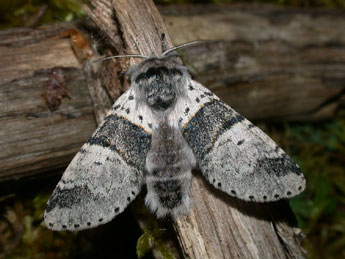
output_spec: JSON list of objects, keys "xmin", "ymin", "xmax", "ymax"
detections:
[
  {"xmin": 181, "ymin": 80, "xmax": 306, "ymax": 202},
  {"xmin": 44, "ymin": 89, "xmax": 152, "ymax": 231}
]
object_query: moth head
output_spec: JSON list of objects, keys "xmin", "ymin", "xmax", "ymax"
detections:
[
  {"xmin": 94, "ymin": 41, "xmax": 204, "ymax": 111},
  {"xmin": 129, "ymin": 55, "xmax": 188, "ymax": 111}
]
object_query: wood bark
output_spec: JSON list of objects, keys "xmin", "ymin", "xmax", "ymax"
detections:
[
  {"xmin": 159, "ymin": 4, "xmax": 345, "ymax": 121},
  {"xmin": 0, "ymin": 25, "xmax": 97, "ymax": 181},
  {"xmin": 1, "ymin": 2, "xmax": 344, "ymax": 257}
]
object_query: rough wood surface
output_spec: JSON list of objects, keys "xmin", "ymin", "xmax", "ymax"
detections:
[
  {"xmin": 175, "ymin": 175, "xmax": 305, "ymax": 259},
  {"xmin": 0, "ymin": 25, "xmax": 97, "ymax": 181},
  {"xmin": 159, "ymin": 4, "xmax": 345, "ymax": 121},
  {"xmin": 84, "ymin": 1, "xmax": 306, "ymax": 259}
]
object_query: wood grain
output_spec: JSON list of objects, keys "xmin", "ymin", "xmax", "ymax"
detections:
[
  {"xmin": 159, "ymin": 4, "xmax": 345, "ymax": 121},
  {"xmin": 0, "ymin": 26, "xmax": 97, "ymax": 181}
]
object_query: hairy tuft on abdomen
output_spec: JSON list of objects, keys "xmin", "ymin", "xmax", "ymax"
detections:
[{"xmin": 145, "ymin": 122, "xmax": 196, "ymax": 218}]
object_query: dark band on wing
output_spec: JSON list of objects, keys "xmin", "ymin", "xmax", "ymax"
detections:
[
  {"xmin": 87, "ymin": 115, "xmax": 151, "ymax": 171},
  {"xmin": 257, "ymin": 154, "xmax": 302, "ymax": 177},
  {"xmin": 182, "ymin": 100, "xmax": 244, "ymax": 160},
  {"xmin": 46, "ymin": 185, "xmax": 92, "ymax": 213}
]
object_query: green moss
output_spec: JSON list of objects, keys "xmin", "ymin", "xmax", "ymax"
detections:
[
  {"xmin": 136, "ymin": 220, "xmax": 175, "ymax": 259},
  {"xmin": 0, "ymin": 0, "xmax": 85, "ymax": 29}
]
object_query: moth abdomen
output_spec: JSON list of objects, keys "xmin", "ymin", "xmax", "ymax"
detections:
[
  {"xmin": 145, "ymin": 172, "xmax": 192, "ymax": 218},
  {"xmin": 145, "ymin": 121, "xmax": 195, "ymax": 218},
  {"xmin": 153, "ymin": 179, "xmax": 183, "ymax": 209}
]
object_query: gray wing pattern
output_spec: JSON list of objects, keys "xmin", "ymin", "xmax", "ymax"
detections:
[
  {"xmin": 182, "ymin": 80, "xmax": 306, "ymax": 202},
  {"xmin": 44, "ymin": 90, "xmax": 152, "ymax": 231}
]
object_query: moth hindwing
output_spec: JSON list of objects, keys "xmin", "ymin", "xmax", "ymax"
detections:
[{"xmin": 45, "ymin": 48, "xmax": 306, "ymax": 231}]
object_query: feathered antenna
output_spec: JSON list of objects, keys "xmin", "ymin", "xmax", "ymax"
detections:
[
  {"xmin": 93, "ymin": 54, "xmax": 148, "ymax": 63},
  {"xmin": 162, "ymin": 40, "xmax": 205, "ymax": 56},
  {"xmin": 93, "ymin": 40, "xmax": 208, "ymax": 63}
]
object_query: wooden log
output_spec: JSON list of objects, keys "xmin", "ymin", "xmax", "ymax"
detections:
[
  {"xmin": 0, "ymin": 25, "xmax": 97, "ymax": 182},
  {"xmin": 159, "ymin": 4, "xmax": 345, "ymax": 121},
  {"xmin": 84, "ymin": 1, "xmax": 305, "ymax": 258}
]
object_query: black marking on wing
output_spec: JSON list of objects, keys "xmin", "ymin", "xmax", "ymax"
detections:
[
  {"xmin": 87, "ymin": 136, "xmax": 111, "ymax": 147},
  {"xmin": 257, "ymin": 154, "xmax": 302, "ymax": 177},
  {"xmin": 87, "ymin": 115, "xmax": 151, "ymax": 170},
  {"xmin": 46, "ymin": 185, "xmax": 92, "ymax": 212},
  {"xmin": 237, "ymin": 139, "xmax": 245, "ymax": 145},
  {"xmin": 182, "ymin": 100, "xmax": 244, "ymax": 160}
]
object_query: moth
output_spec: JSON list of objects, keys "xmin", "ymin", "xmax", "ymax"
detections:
[{"xmin": 44, "ymin": 39, "xmax": 306, "ymax": 231}]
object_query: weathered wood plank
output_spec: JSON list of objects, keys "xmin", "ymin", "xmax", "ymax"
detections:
[
  {"xmin": 159, "ymin": 4, "xmax": 345, "ymax": 121},
  {"xmin": 0, "ymin": 26, "xmax": 97, "ymax": 181}
]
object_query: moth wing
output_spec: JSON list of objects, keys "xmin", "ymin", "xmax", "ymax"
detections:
[
  {"xmin": 180, "ymin": 79, "xmax": 306, "ymax": 202},
  {"xmin": 44, "ymin": 89, "xmax": 152, "ymax": 231}
]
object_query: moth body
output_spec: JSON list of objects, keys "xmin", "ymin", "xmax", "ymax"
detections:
[
  {"xmin": 131, "ymin": 57, "xmax": 196, "ymax": 217},
  {"xmin": 145, "ymin": 120, "xmax": 195, "ymax": 218},
  {"xmin": 44, "ymin": 48, "xmax": 306, "ymax": 231}
]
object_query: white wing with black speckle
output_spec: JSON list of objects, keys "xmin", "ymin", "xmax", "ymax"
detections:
[
  {"xmin": 44, "ymin": 90, "xmax": 153, "ymax": 231},
  {"xmin": 181, "ymin": 79, "xmax": 306, "ymax": 202}
]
